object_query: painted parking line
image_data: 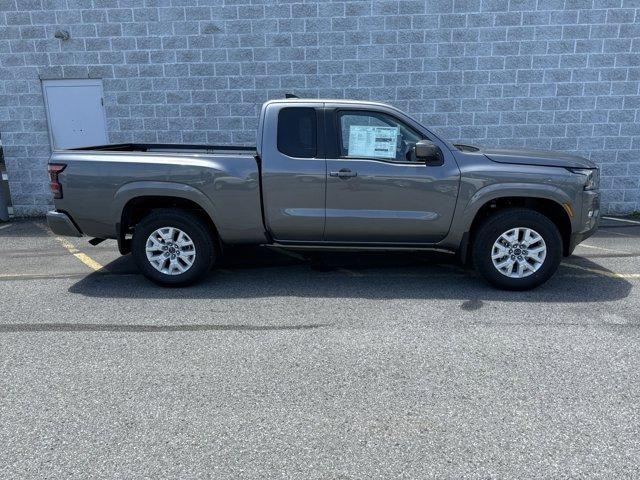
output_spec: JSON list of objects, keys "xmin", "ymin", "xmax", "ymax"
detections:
[
  {"xmin": 576, "ymin": 243, "xmax": 628, "ymax": 254},
  {"xmin": 0, "ymin": 272, "xmax": 139, "ymax": 282},
  {"xmin": 602, "ymin": 216, "xmax": 640, "ymax": 225},
  {"xmin": 32, "ymin": 221, "xmax": 104, "ymax": 272},
  {"xmin": 7, "ymin": 219, "xmax": 640, "ymax": 282},
  {"xmin": 0, "ymin": 223, "xmax": 11, "ymax": 230},
  {"xmin": 561, "ymin": 262, "xmax": 640, "ymax": 279},
  {"xmin": 596, "ymin": 228, "xmax": 636, "ymax": 238},
  {"xmin": 325, "ymin": 265, "xmax": 639, "ymax": 280},
  {"xmin": 0, "ymin": 264, "xmax": 638, "ymax": 282},
  {"xmin": 55, "ymin": 236, "xmax": 103, "ymax": 271},
  {"xmin": 0, "ymin": 272, "xmax": 99, "ymax": 281}
]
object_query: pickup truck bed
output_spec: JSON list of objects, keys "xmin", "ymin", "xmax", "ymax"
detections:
[{"xmin": 49, "ymin": 144, "xmax": 268, "ymax": 245}]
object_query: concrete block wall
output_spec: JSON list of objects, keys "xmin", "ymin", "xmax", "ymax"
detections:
[{"xmin": 0, "ymin": 0, "xmax": 639, "ymax": 215}]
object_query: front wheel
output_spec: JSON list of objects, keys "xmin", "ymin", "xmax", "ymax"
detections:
[
  {"xmin": 132, "ymin": 209, "xmax": 216, "ymax": 287},
  {"xmin": 472, "ymin": 208, "xmax": 562, "ymax": 290}
]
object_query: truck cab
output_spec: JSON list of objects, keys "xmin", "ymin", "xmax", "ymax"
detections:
[{"xmin": 258, "ymin": 99, "xmax": 460, "ymax": 244}]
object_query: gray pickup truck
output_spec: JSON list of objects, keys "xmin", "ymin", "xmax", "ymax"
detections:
[{"xmin": 47, "ymin": 98, "xmax": 600, "ymax": 290}]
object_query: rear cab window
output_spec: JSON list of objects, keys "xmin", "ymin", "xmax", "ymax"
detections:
[{"xmin": 277, "ymin": 107, "xmax": 317, "ymax": 158}]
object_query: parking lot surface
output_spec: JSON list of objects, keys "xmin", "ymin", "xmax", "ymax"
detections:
[{"xmin": 1, "ymin": 218, "xmax": 639, "ymax": 479}]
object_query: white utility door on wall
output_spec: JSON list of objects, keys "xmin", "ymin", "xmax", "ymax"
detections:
[{"xmin": 42, "ymin": 79, "xmax": 109, "ymax": 149}]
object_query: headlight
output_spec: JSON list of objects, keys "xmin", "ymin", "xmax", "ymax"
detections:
[{"xmin": 568, "ymin": 168, "xmax": 599, "ymax": 191}]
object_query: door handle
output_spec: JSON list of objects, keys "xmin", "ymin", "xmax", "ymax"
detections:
[{"xmin": 330, "ymin": 169, "xmax": 357, "ymax": 178}]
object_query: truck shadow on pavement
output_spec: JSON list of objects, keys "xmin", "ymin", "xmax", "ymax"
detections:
[{"xmin": 67, "ymin": 246, "xmax": 632, "ymax": 303}]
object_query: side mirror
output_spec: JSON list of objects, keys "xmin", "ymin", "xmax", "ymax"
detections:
[{"xmin": 414, "ymin": 140, "xmax": 443, "ymax": 166}]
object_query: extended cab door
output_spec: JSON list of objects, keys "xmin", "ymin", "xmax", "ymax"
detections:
[
  {"xmin": 323, "ymin": 106, "xmax": 460, "ymax": 243},
  {"xmin": 260, "ymin": 102, "xmax": 326, "ymax": 241}
]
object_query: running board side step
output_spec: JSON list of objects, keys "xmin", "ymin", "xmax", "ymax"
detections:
[{"xmin": 263, "ymin": 243, "xmax": 455, "ymax": 254}]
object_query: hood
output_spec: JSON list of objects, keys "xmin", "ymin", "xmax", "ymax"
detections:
[{"xmin": 455, "ymin": 145, "xmax": 597, "ymax": 169}]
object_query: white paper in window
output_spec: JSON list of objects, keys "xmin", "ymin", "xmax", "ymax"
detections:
[{"xmin": 347, "ymin": 125, "xmax": 399, "ymax": 159}]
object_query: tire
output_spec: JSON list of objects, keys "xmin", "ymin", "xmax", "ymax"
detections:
[
  {"xmin": 472, "ymin": 208, "xmax": 562, "ymax": 290},
  {"xmin": 132, "ymin": 209, "xmax": 216, "ymax": 287}
]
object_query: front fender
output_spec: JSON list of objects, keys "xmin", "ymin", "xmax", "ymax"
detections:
[
  {"xmin": 441, "ymin": 182, "xmax": 576, "ymax": 252},
  {"xmin": 461, "ymin": 182, "xmax": 572, "ymax": 231}
]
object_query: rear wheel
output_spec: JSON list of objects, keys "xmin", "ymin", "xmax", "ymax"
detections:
[
  {"xmin": 132, "ymin": 209, "xmax": 216, "ymax": 287},
  {"xmin": 472, "ymin": 208, "xmax": 562, "ymax": 290}
]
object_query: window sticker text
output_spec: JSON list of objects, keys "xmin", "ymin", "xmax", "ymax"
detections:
[{"xmin": 347, "ymin": 125, "xmax": 399, "ymax": 159}]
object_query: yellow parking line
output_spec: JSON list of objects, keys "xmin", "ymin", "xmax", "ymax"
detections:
[
  {"xmin": 33, "ymin": 221, "xmax": 104, "ymax": 272},
  {"xmin": 562, "ymin": 262, "xmax": 640, "ymax": 279},
  {"xmin": 55, "ymin": 237, "xmax": 103, "ymax": 271},
  {"xmin": 576, "ymin": 243, "xmax": 628, "ymax": 254}
]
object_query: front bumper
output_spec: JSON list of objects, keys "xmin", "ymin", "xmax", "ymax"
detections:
[
  {"xmin": 46, "ymin": 210, "xmax": 82, "ymax": 237},
  {"xmin": 580, "ymin": 190, "xmax": 600, "ymax": 232},
  {"xmin": 568, "ymin": 222, "xmax": 599, "ymax": 254},
  {"xmin": 568, "ymin": 191, "xmax": 600, "ymax": 254}
]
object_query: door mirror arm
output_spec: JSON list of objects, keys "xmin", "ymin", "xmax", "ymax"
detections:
[{"xmin": 414, "ymin": 140, "xmax": 444, "ymax": 166}]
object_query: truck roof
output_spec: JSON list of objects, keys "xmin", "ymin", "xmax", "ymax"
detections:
[{"xmin": 263, "ymin": 98, "xmax": 396, "ymax": 109}]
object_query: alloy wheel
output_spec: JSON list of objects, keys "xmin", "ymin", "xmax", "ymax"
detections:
[
  {"xmin": 145, "ymin": 227, "xmax": 197, "ymax": 275},
  {"xmin": 491, "ymin": 227, "xmax": 547, "ymax": 278}
]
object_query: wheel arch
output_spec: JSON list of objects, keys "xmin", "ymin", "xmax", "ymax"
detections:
[
  {"xmin": 116, "ymin": 187, "xmax": 222, "ymax": 255},
  {"xmin": 461, "ymin": 195, "xmax": 573, "ymax": 264}
]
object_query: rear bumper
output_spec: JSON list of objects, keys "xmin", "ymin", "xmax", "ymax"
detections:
[{"xmin": 46, "ymin": 211, "xmax": 82, "ymax": 237}]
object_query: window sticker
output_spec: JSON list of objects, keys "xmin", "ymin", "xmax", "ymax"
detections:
[{"xmin": 347, "ymin": 125, "xmax": 399, "ymax": 159}]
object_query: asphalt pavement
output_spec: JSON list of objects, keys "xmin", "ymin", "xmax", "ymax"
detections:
[{"xmin": 1, "ymin": 218, "xmax": 639, "ymax": 479}]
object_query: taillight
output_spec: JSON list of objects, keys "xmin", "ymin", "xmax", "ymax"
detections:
[{"xmin": 48, "ymin": 163, "xmax": 66, "ymax": 199}]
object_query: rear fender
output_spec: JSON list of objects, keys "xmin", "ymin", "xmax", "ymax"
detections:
[{"xmin": 113, "ymin": 181, "xmax": 219, "ymax": 231}]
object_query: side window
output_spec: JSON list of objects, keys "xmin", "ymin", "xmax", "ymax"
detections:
[
  {"xmin": 338, "ymin": 111, "xmax": 422, "ymax": 163},
  {"xmin": 277, "ymin": 107, "xmax": 317, "ymax": 158}
]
